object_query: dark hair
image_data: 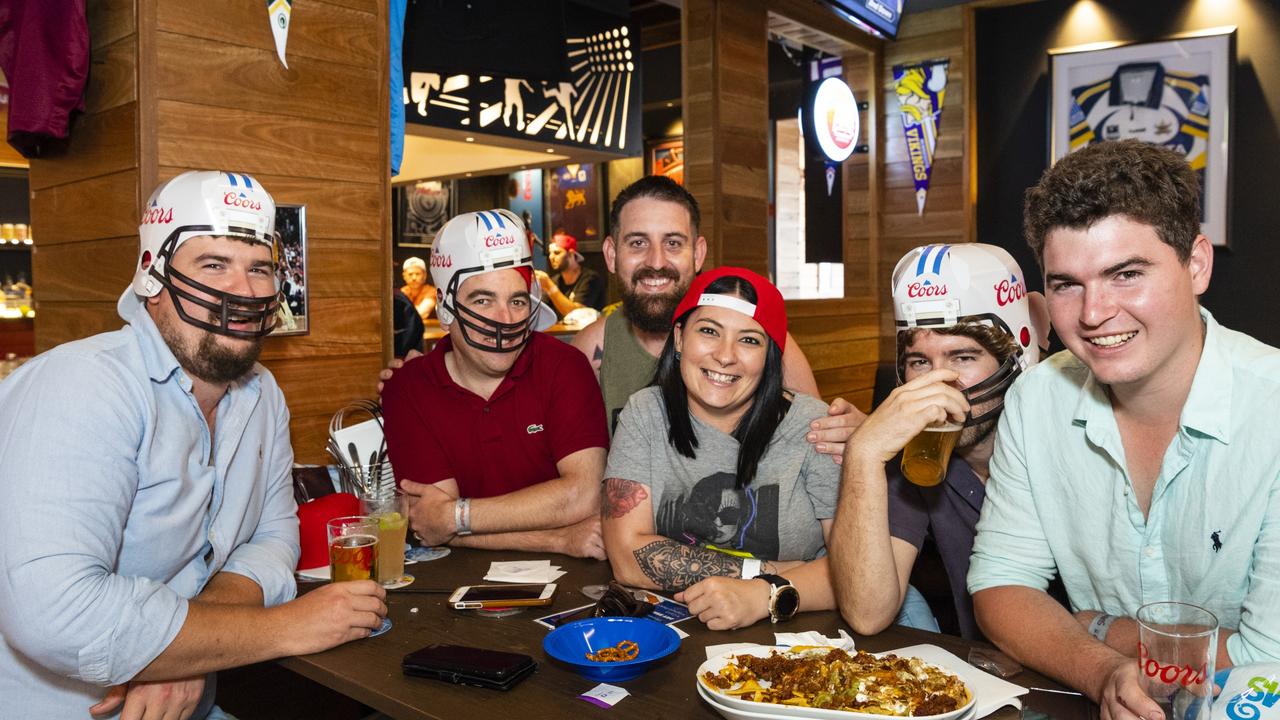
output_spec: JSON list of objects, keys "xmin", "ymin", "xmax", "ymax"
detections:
[
  {"xmin": 1024, "ymin": 140, "xmax": 1201, "ymax": 266},
  {"xmin": 653, "ymin": 275, "xmax": 790, "ymax": 488},
  {"xmin": 895, "ymin": 323, "xmax": 1019, "ymax": 374},
  {"xmin": 609, "ymin": 175, "xmax": 701, "ymax": 239}
]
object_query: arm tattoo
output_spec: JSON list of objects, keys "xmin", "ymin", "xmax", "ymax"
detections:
[
  {"xmin": 633, "ymin": 539, "xmax": 745, "ymax": 592},
  {"xmin": 603, "ymin": 477, "xmax": 648, "ymax": 519},
  {"xmin": 592, "ymin": 344, "xmax": 604, "ymax": 366}
]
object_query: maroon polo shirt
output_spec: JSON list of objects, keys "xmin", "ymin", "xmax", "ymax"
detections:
[{"xmin": 382, "ymin": 332, "xmax": 608, "ymax": 499}]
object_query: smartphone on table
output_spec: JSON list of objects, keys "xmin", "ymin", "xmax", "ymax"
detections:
[
  {"xmin": 448, "ymin": 583, "xmax": 556, "ymax": 609},
  {"xmin": 402, "ymin": 644, "xmax": 537, "ymax": 691}
]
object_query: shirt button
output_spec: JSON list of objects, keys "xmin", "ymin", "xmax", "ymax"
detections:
[
  {"xmin": 1144, "ymin": 546, "xmax": 1155, "ymax": 557},
  {"xmin": 483, "ymin": 406, "xmax": 490, "ymax": 414}
]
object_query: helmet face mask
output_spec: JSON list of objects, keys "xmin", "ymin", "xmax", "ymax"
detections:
[
  {"xmin": 135, "ymin": 171, "xmax": 281, "ymax": 339},
  {"xmin": 892, "ymin": 243, "xmax": 1040, "ymax": 428},
  {"xmin": 443, "ymin": 265, "xmax": 534, "ymax": 354},
  {"xmin": 431, "ymin": 209, "xmax": 556, "ymax": 355}
]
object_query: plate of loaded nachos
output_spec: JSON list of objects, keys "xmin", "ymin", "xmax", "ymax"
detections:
[{"xmin": 697, "ymin": 646, "xmax": 975, "ymax": 720}]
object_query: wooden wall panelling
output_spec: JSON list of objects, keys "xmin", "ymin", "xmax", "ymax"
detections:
[
  {"xmin": 876, "ymin": 6, "xmax": 972, "ymax": 361},
  {"xmin": 27, "ymin": 103, "xmax": 138, "ymax": 192},
  {"xmin": 32, "ymin": 237, "xmax": 138, "ymax": 302},
  {"xmin": 683, "ymin": 0, "xmax": 770, "ymax": 274},
  {"xmin": 29, "ymin": 170, "xmax": 139, "ymax": 245},
  {"xmin": 86, "ymin": 0, "xmax": 135, "ymax": 49},
  {"xmin": 156, "ymin": 0, "xmax": 379, "ymax": 68},
  {"xmin": 28, "ymin": 0, "xmax": 391, "ymax": 464}
]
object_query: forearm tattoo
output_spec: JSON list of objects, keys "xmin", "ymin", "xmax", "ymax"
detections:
[
  {"xmin": 603, "ymin": 477, "xmax": 648, "ymax": 519},
  {"xmin": 633, "ymin": 539, "xmax": 745, "ymax": 592}
]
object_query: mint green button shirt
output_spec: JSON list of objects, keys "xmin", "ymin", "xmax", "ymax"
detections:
[{"xmin": 969, "ymin": 308, "xmax": 1280, "ymax": 664}]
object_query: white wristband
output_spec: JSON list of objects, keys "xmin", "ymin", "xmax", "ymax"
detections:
[
  {"xmin": 741, "ymin": 558, "xmax": 762, "ymax": 580},
  {"xmin": 1088, "ymin": 613, "xmax": 1116, "ymax": 643},
  {"xmin": 454, "ymin": 498, "xmax": 473, "ymax": 536}
]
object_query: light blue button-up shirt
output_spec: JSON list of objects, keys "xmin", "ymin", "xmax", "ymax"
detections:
[
  {"xmin": 0, "ymin": 290, "xmax": 299, "ymax": 718},
  {"xmin": 969, "ymin": 308, "xmax": 1280, "ymax": 665}
]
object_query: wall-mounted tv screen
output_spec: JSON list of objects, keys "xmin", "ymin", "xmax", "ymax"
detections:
[{"xmin": 825, "ymin": 0, "xmax": 903, "ymax": 40}]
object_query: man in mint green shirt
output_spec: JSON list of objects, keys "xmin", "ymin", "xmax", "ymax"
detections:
[{"xmin": 968, "ymin": 140, "xmax": 1280, "ymax": 720}]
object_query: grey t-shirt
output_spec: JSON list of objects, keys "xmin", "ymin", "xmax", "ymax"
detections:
[{"xmin": 605, "ymin": 386, "xmax": 839, "ymax": 562}]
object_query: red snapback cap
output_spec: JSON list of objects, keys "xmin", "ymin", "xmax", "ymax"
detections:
[{"xmin": 672, "ymin": 266, "xmax": 787, "ymax": 352}]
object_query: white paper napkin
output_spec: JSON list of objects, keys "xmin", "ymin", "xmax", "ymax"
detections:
[
  {"xmin": 484, "ymin": 560, "xmax": 567, "ymax": 583},
  {"xmin": 890, "ymin": 644, "xmax": 1028, "ymax": 718},
  {"xmin": 703, "ymin": 629, "xmax": 855, "ymax": 661}
]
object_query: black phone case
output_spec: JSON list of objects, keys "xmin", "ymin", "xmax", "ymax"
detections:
[{"xmin": 401, "ymin": 644, "xmax": 538, "ymax": 691}]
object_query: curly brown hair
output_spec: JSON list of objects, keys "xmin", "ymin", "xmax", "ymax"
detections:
[
  {"xmin": 1023, "ymin": 140, "xmax": 1201, "ymax": 266},
  {"xmin": 896, "ymin": 323, "xmax": 1020, "ymax": 376}
]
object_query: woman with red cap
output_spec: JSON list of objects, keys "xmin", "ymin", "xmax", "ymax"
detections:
[{"xmin": 601, "ymin": 267, "xmax": 838, "ymax": 629}]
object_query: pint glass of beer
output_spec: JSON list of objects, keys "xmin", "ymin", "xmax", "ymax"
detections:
[
  {"xmin": 901, "ymin": 422, "xmax": 962, "ymax": 487},
  {"xmin": 327, "ymin": 515, "xmax": 379, "ymax": 582}
]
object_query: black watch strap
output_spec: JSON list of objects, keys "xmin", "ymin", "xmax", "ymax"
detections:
[{"xmin": 756, "ymin": 573, "xmax": 791, "ymax": 590}]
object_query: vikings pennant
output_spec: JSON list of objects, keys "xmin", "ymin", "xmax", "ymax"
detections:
[
  {"xmin": 268, "ymin": 0, "xmax": 292, "ymax": 69},
  {"xmin": 892, "ymin": 59, "xmax": 949, "ymax": 215}
]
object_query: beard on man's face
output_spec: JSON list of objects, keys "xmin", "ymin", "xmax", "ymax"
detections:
[
  {"xmin": 158, "ymin": 307, "xmax": 264, "ymax": 385},
  {"xmin": 620, "ymin": 267, "xmax": 687, "ymax": 333}
]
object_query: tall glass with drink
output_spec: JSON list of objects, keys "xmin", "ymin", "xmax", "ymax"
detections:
[
  {"xmin": 326, "ymin": 515, "xmax": 379, "ymax": 582},
  {"xmin": 1137, "ymin": 602, "xmax": 1218, "ymax": 720},
  {"xmin": 901, "ymin": 421, "xmax": 962, "ymax": 487},
  {"xmin": 362, "ymin": 487, "xmax": 411, "ymax": 586}
]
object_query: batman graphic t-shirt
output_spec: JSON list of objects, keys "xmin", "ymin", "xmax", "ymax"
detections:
[{"xmin": 605, "ymin": 387, "xmax": 838, "ymax": 561}]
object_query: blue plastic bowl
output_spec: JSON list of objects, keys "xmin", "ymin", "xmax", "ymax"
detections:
[{"xmin": 543, "ymin": 616, "xmax": 681, "ymax": 681}]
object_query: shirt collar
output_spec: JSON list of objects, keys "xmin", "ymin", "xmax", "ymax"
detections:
[
  {"xmin": 1071, "ymin": 306, "xmax": 1230, "ymax": 443},
  {"xmin": 117, "ymin": 288, "xmax": 184, "ymax": 385},
  {"xmin": 1180, "ymin": 307, "xmax": 1231, "ymax": 442},
  {"xmin": 427, "ymin": 333, "xmax": 536, "ymax": 398}
]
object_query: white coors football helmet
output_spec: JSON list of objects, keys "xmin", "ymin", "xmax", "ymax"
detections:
[
  {"xmin": 133, "ymin": 170, "xmax": 280, "ymax": 338},
  {"xmin": 891, "ymin": 243, "xmax": 1039, "ymax": 426},
  {"xmin": 430, "ymin": 209, "xmax": 555, "ymax": 353}
]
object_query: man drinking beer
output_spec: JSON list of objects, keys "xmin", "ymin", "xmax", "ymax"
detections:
[{"xmin": 829, "ymin": 243, "xmax": 1047, "ymax": 640}]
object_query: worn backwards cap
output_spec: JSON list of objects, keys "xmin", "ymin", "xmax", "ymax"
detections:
[
  {"xmin": 552, "ymin": 233, "xmax": 583, "ymax": 261},
  {"xmin": 673, "ymin": 266, "xmax": 787, "ymax": 352}
]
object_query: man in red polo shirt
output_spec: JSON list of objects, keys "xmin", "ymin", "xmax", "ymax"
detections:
[{"xmin": 382, "ymin": 209, "xmax": 610, "ymax": 559}]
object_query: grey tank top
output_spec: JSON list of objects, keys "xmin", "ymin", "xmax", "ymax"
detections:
[{"xmin": 600, "ymin": 310, "xmax": 659, "ymax": 437}]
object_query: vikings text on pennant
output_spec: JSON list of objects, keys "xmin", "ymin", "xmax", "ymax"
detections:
[{"xmin": 893, "ymin": 59, "xmax": 950, "ymax": 215}]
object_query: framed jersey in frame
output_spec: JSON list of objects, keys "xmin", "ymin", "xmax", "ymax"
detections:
[{"xmin": 1049, "ymin": 28, "xmax": 1235, "ymax": 246}]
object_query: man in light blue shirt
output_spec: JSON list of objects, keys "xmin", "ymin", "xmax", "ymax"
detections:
[
  {"xmin": 969, "ymin": 141, "xmax": 1280, "ymax": 720},
  {"xmin": 0, "ymin": 171, "xmax": 387, "ymax": 719}
]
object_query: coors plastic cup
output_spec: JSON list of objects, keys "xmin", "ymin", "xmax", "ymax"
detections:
[{"xmin": 1138, "ymin": 602, "xmax": 1219, "ymax": 720}]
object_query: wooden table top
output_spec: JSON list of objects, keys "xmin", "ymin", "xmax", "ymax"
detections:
[{"xmin": 281, "ymin": 548, "xmax": 1095, "ymax": 720}]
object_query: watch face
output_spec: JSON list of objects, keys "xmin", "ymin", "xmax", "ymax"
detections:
[{"xmin": 774, "ymin": 586, "xmax": 800, "ymax": 620}]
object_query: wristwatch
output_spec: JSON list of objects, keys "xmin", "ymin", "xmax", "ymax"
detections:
[{"xmin": 757, "ymin": 574, "xmax": 799, "ymax": 623}]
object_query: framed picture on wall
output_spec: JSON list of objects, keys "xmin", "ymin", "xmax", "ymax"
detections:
[
  {"xmin": 647, "ymin": 137, "xmax": 684, "ymax": 186},
  {"xmin": 1049, "ymin": 28, "xmax": 1235, "ymax": 246},
  {"xmin": 272, "ymin": 204, "xmax": 308, "ymax": 336},
  {"xmin": 547, "ymin": 164, "xmax": 602, "ymax": 250},
  {"xmin": 396, "ymin": 179, "xmax": 455, "ymax": 249}
]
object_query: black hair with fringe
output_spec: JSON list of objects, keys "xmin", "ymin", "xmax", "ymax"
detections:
[{"xmin": 653, "ymin": 275, "xmax": 790, "ymax": 488}]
